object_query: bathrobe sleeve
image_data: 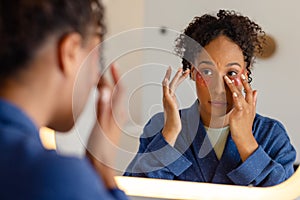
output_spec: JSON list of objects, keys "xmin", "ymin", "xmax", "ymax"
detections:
[
  {"xmin": 227, "ymin": 115, "xmax": 296, "ymax": 186},
  {"xmin": 124, "ymin": 112, "xmax": 192, "ymax": 179}
]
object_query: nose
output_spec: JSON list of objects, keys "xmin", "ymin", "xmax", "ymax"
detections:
[{"xmin": 210, "ymin": 73, "xmax": 226, "ymax": 95}]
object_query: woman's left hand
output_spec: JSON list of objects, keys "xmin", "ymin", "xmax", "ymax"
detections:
[{"xmin": 224, "ymin": 74, "xmax": 259, "ymax": 162}]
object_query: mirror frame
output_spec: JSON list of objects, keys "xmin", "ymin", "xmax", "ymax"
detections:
[{"xmin": 115, "ymin": 167, "xmax": 300, "ymax": 200}]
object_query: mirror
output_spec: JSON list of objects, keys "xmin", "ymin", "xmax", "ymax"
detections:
[
  {"xmin": 54, "ymin": 0, "xmax": 300, "ymax": 196},
  {"xmin": 115, "ymin": 169, "xmax": 300, "ymax": 199}
]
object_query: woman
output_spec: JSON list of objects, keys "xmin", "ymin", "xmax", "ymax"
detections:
[
  {"xmin": 0, "ymin": 0, "xmax": 127, "ymax": 199},
  {"xmin": 125, "ymin": 10, "xmax": 296, "ymax": 187}
]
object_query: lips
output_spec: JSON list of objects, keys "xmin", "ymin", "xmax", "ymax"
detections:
[{"xmin": 209, "ymin": 100, "xmax": 228, "ymax": 107}]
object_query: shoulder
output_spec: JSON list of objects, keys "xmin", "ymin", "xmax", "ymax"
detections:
[
  {"xmin": 141, "ymin": 112, "xmax": 165, "ymax": 139},
  {"xmin": 145, "ymin": 111, "xmax": 165, "ymax": 128},
  {"xmin": 254, "ymin": 113, "xmax": 287, "ymax": 133},
  {"xmin": 253, "ymin": 113, "xmax": 293, "ymax": 147},
  {"xmin": 25, "ymin": 152, "xmax": 108, "ymax": 199},
  {"xmin": 33, "ymin": 151, "xmax": 99, "ymax": 183},
  {"xmin": 253, "ymin": 113, "xmax": 296, "ymax": 163},
  {"xmin": 143, "ymin": 103, "xmax": 196, "ymax": 131}
]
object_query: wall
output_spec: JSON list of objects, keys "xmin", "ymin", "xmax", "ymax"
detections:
[
  {"xmin": 56, "ymin": 0, "xmax": 300, "ymax": 170},
  {"xmin": 143, "ymin": 0, "xmax": 300, "ymax": 162}
]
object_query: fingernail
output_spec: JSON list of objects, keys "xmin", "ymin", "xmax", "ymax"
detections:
[
  {"xmin": 162, "ymin": 78, "xmax": 168, "ymax": 86},
  {"xmin": 114, "ymin": 62, "xmax": 120, "ymax": 67},
  {"xmin": 233, "ymin": 92, "xmax": 238, "ymax": 97},
  {"xmin": 183, "ymin": 69, "xmax": 190, "ymax": 75},
  {"xmin": 101, "ymin": 87, "xmax": 110, "ymax": 103},
  {"xmin": 241, "ymin": 74, "xmax": 246, "ymax": 80}
]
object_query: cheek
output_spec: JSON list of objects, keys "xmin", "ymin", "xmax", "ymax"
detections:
[
  {"xmin": 231, "ymin": 77, "xmax": 241, "ymax": 87},
  {"xmin": 195, "ymin": 72, "xmax": 210, "ymax": 87},
  {"xmin": 229, "ymin": 69, "xmax": 245, "ymax": 88}
]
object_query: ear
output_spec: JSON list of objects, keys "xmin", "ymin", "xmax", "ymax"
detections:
[
  {"xmin": 57, "ymin": 33, "xmax": 82, "ymax": 76},
  {"xmin": 190, "ymin": 66, "xmax": 196, "ymax": 81}
]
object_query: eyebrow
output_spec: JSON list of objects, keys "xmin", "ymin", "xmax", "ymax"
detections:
[
  {"xmin": 198, "ymin": 60, "xmax": 242, "ymax": 68},
  {"xmin": 198, "ymin": 60, "xmax": 214, "ymax": 66},
  {"xmin": 226, "ymin": 62, "xmax": 242, "ymax": 68}
]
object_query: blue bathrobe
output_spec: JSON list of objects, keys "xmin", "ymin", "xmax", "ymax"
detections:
[
  {"xmin": 124, "ymin": 100, "xmax": 296, "ymax": 186},
  {"xmin": 0, "ymin": 99, "xmax": 127, "ymax": 200}
]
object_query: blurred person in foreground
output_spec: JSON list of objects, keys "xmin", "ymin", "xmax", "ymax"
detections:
[{"xmin": 0, "ymin": 0, "xmax": 128, "ymax": 199}]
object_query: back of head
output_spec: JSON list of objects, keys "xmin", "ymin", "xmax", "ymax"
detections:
[{"xmin": 0, "ymin": 0, "xmax": 105, "ymax": 83}]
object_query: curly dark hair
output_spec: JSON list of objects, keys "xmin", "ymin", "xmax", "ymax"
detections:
[
  {"xmin": 0, "ymin": 0, "xmax": 105, "ymax": 80},
  {"xmin": 175, "ymin": 9, "xmax": 265, "ymax": 83}
]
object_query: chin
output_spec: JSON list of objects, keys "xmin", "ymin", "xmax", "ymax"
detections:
[
  {"xmin": 56, "ymin": 125, "xmax": 74, "ymax": 133},
  {"xmin": 210, "ymin": 113, "xmax": 227, "ymax": 118},
  {"xmin": 210, "ymin": 108, "xmax": 227, "ymax": 116},
  {"xmin": 48, "ymin": 118, "xmax": 75, "ymax": 133}
]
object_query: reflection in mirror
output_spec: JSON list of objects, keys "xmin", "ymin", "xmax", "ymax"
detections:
[
  {"xmin": 55, "ymin": 0, "xmax": 300, "ymax": 195},
  {"xmin": 123, "ymin": 9, "xmax": 296, "ymax": 187}
]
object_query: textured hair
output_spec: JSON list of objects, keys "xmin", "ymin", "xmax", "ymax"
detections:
[
  {"xmin": 0, "ymin": 0, "xmax": 105, "ymax": 79},
  {"xmin": 175, "ymin": 9, "xmax": 265, "ymax": 83}
]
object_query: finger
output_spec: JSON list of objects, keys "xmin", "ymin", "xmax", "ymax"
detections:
[
  {"xmin": 227, "ymin": 108, "xmax": 234, "ymax": 116},
  {"xmin": 97, "ymin": 87, "xmax": 112, "ymax": 123},
  {"xmin": 110, "ymin": 63, "xmax": 120, "ymax": 85},
  {"xmin": 224, "ymin": 75, "xmax": 242, "ymax": 97},
  {"xmin": 174, "ymin": 69, "xmax": 190, "ymax": 88},
  {"xmin": 97, "ymin": 77, "xmax": 110, "ymax": 90},
  {"xmin": 162, "ymin": 67, "xmax": 172, "ymax": 102},
  {"xmin": 162, "ymin": 67, "xmax": 172, "ymax": 97},
  {"xmin": 253, "ymin": 90, "xmax": 258, "ymax": 107},
  {"xmin": 110, "ymin": 63, "xmax": 124, "ymax": 101},
  {"xmin": 109, "ymin": 63, "xmax": 125, "ymax": 118},
  {"xmin": 232, "ymin": 91, "xmax": 243, "ymax": 111},
  {"xmin": 241, "ymin": 73, "xmax": 253, "ymax": 103},
  {"xmin": 169, "ymin": 68, "xmax": 183, "ymax": 95},
  {"xmin": 162, "ymin": 66, "xmax": 172, "ymax": 85},
  {"xmin": 224, "ymin": 75, "xmax": 245, "ymax": 110}
]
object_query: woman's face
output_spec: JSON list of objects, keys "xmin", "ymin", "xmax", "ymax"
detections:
[{"xmin": 192, "ymin": 35, "xmax": 246, "ymax": 120}]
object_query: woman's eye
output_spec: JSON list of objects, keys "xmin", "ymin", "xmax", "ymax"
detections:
[
  {"xmin": 200, "ymin": 69, "xmax": 213, "ymax": 76},
  {"xmin": 227, "ymin": 71, "xmax": 238, "ymax": 77}
]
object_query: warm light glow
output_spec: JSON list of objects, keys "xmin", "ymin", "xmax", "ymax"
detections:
[
  {"xmin": 39, "ymin": 127, "xmax": 56, "ymax": 150},
  {"xmin": 115, "ymin": 168, "xmax": 300, "ymax": 200}
]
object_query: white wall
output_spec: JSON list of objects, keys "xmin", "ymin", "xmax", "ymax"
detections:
[
  {"xmin": 143, "ymin": 0, "xmax": 300, "ymax": 162},
  {"xmin": 56, "ymin": 0, "xmax": 300, "ymax": 170}
]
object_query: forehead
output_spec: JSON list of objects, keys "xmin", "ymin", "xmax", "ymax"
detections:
[{"xmin": 197, "ymin": 35, "xmax": 244, "ymax": 65}]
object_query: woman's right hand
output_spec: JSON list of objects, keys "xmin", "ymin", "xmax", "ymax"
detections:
[
  {"xmin": 161, "ymin": 67, "xmax": 190, "ymax": 146},
  {"xmin": 87, "ymin": 64, "xmax": 125, "ymax": 189}
]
